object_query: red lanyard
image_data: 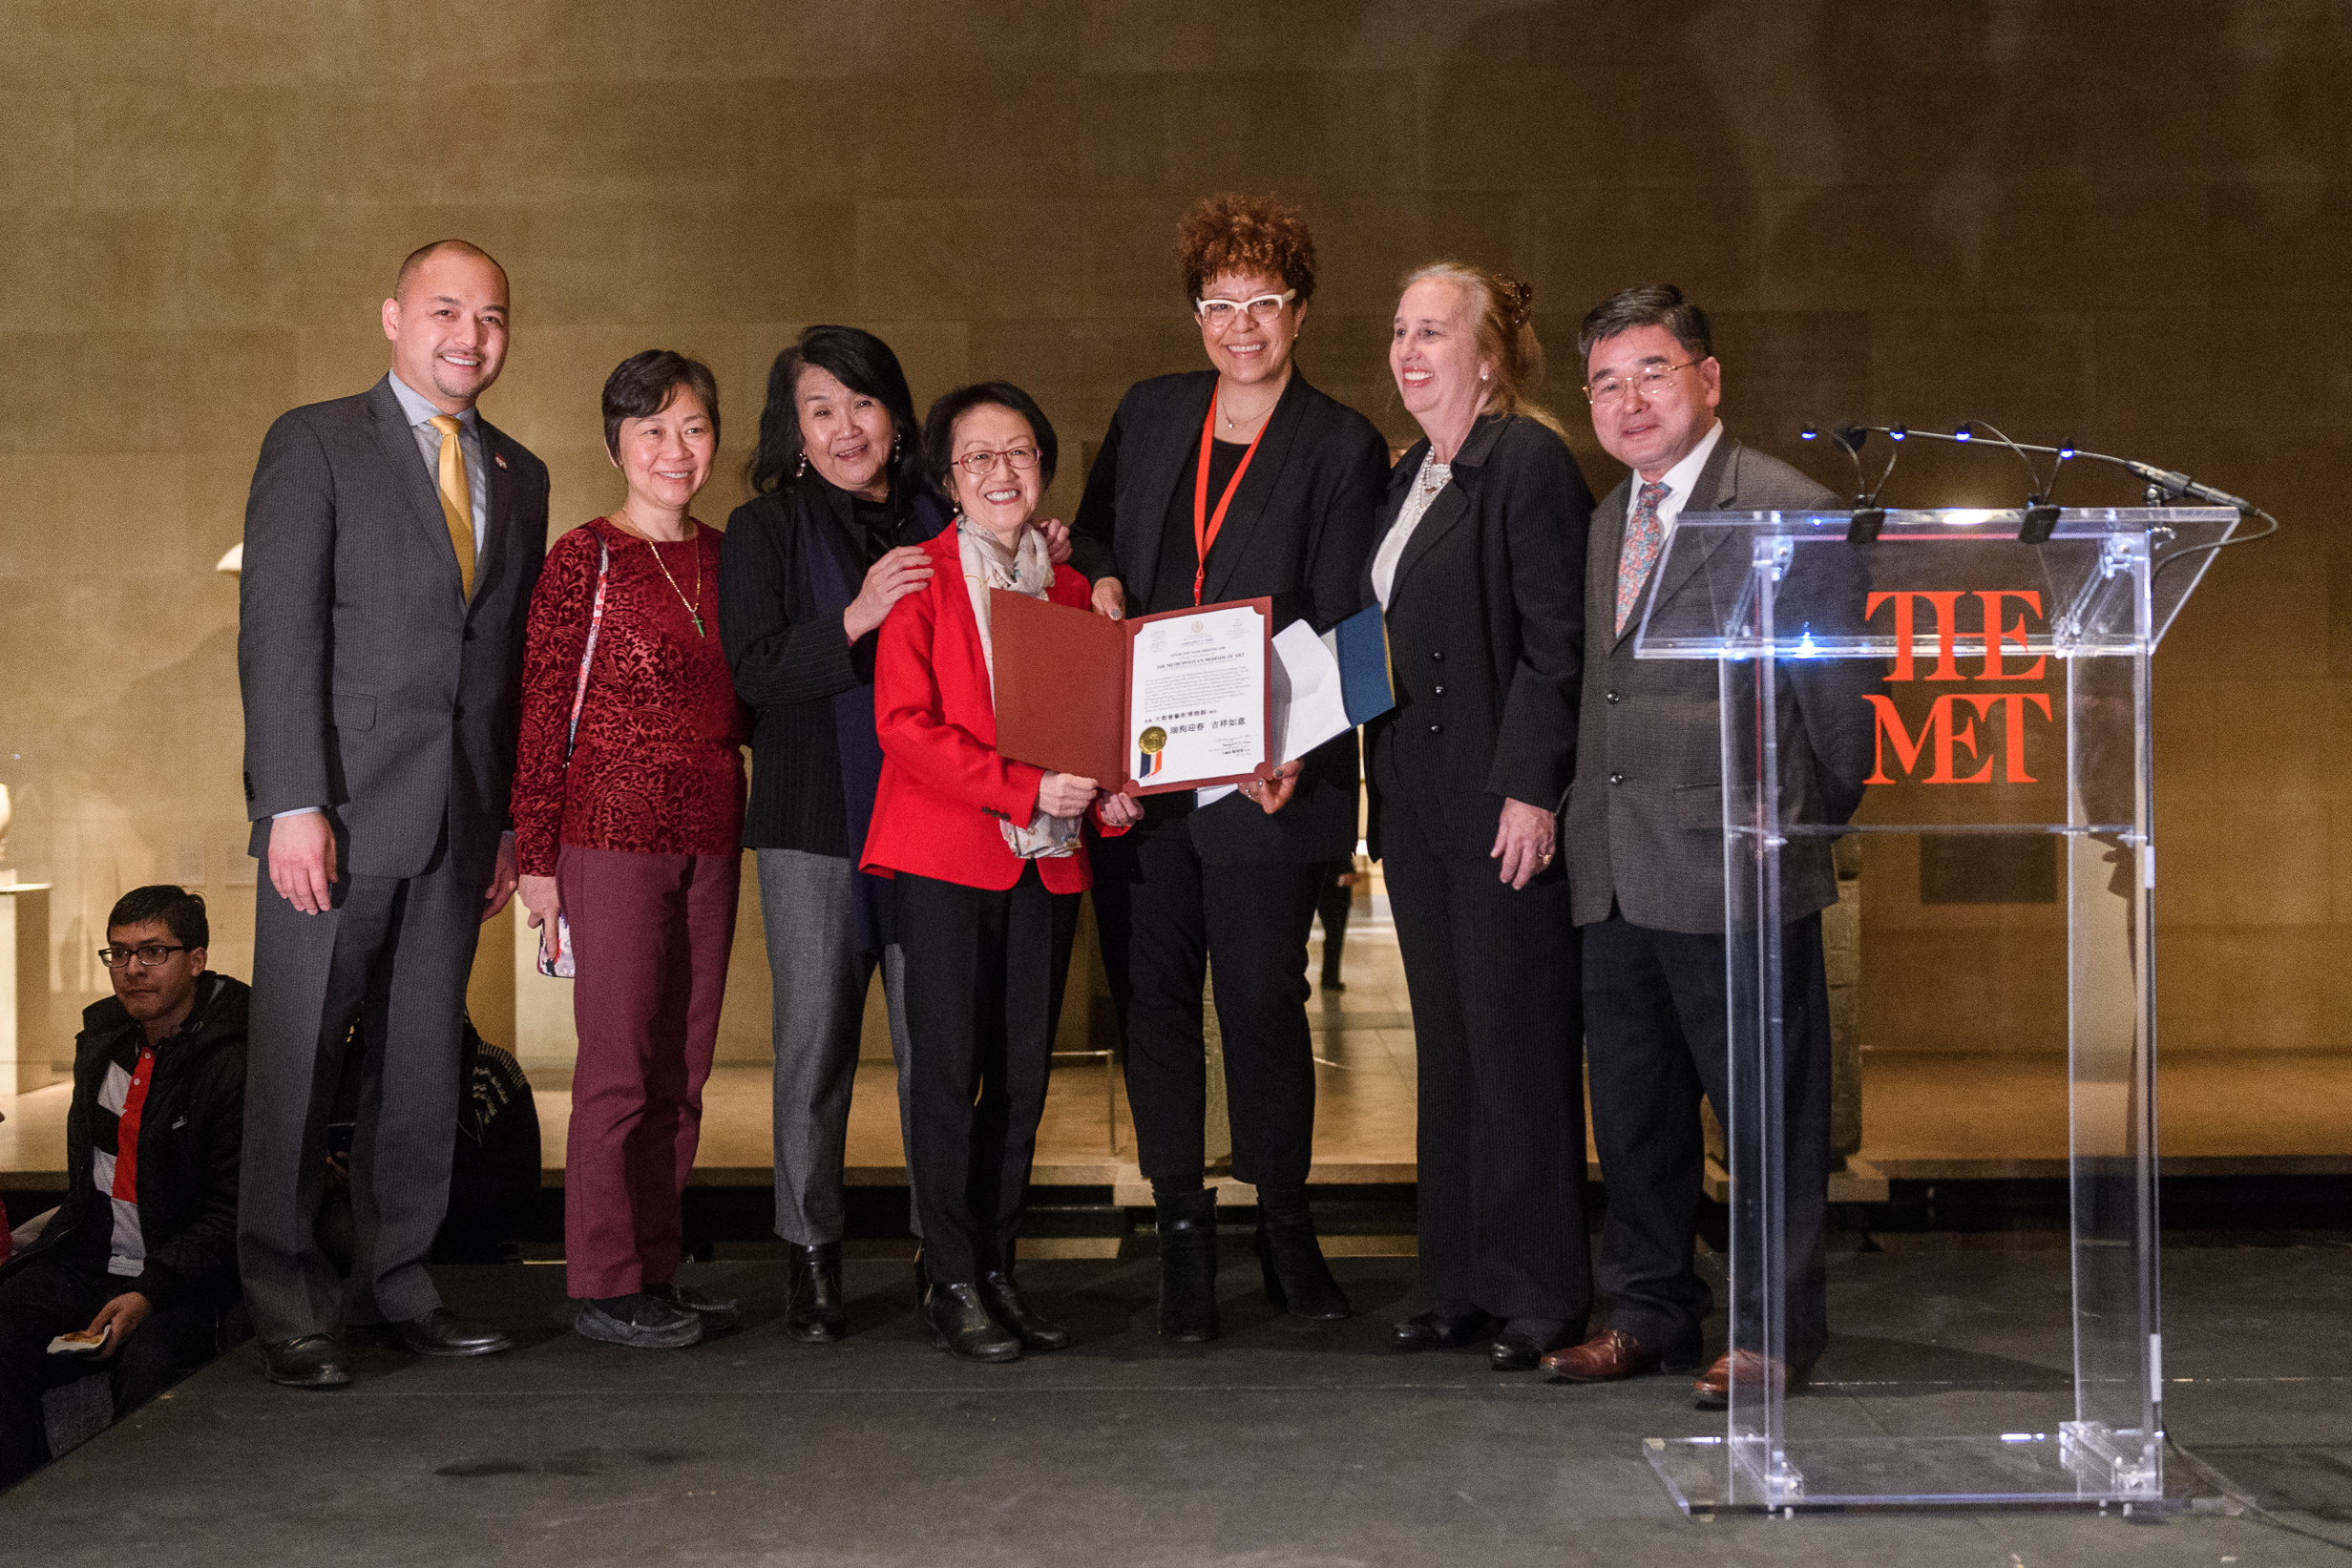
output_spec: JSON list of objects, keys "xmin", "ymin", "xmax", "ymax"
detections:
[{"xmin": 1192, "ymin": 391, "xmax": 1270, "ymax": 605}]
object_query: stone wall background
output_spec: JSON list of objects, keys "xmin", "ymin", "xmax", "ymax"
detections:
[{"xmin": 2, "ymin": 0, "xmax": 2342, "ymax": 1068}]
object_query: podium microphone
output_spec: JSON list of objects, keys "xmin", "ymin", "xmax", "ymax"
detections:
[
  {"xmin": 2112, "ymin": 458, "xmax": 2256, "ymax": 513},
  {"xmin": 1799, "ymin": 421, "xmax": 1894, "ymax": 542}
]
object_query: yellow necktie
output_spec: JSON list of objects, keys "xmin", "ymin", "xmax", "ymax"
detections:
[{"xmin": 428, "ymin": 414, "xmax": 477, "ymax": 600}]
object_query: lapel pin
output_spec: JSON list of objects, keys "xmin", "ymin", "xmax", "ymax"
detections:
[{"xmin": 494, "ymin": 452, "xmax": 509, "ymax": 470}]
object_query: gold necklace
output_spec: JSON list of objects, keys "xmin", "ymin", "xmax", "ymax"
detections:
[{"xmin": 620, "ymin": 516, "xmax": 705, "ymax": 637}]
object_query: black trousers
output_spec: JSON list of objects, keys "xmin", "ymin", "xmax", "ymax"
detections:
[
  {"xmin": 1583, "ymin": 911, "xmax": 1832, "ymax": 1369},
  {"xmin": 242, "ymin": 849, "xmax": 482, "ymax": 1341},
  {"xmin": 896, "ymin": 867, "xmax": 1080, "ymax": 1286},
  {"xmin": 1090, "ymin": 818, "xmax": 1323, "ymax": 1190},
  {"xmin": 0, "ymin": 1258, "xmax": 221, "ymax": 1490},
  {"xmin": 1375, "ymin": 761, "xmax": 1591, "ymax": 1324},
  {"xmin": 1314, "ymin": 861, "xmax": 1353, "ymax": 980}
]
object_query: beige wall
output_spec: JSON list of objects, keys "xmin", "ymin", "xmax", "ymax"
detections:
[{"xmin": 4, "ymin": 1, "xmax": 2344, "ymax": 1070}]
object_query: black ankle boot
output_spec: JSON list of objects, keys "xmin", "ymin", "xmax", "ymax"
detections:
[
  {"xmin": 1253, "ymin": 1191, "xmax": 1350, "ymax": 1322},
  {"xmin": 1155, "ymin": 1189, "xmax": 1220, "ymax": 1342},
  {"xmin": 785, "ymin": 1242, "xmax": 846, "ymax": 1343}
]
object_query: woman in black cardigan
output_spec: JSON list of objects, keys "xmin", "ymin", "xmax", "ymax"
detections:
[
  {"xmin": 716, "ymin": 326, "xmax": 949, "ymax": 1343},
  {"xmin": 1366, "ymin": 264, "xmax": 1596, "ymax": 1372},
  {"xmin": 1070, "ymin": 195, "xmax": 1387, "ymax": 1340}
]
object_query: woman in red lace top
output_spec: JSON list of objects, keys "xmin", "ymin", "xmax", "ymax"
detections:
[{"xmin": 511, "ymin": 351, "xmax": 747, "ymax": 1351}]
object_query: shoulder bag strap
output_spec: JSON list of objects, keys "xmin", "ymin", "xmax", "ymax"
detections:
[{"xmin": 562, "ymin": 535, "xmax": 612, "ymax": 764}]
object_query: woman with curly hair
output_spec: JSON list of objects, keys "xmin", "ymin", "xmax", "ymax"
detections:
[{"xmin": 1069, "ymin": 194, "xmax": 1388, "ymax": 1341}]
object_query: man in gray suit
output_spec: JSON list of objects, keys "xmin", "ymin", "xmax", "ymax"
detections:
[
  {"xmin": 1540, "ymin": 285, "xmax": 1874, "ymax": 1405},
  {"xmin": 237, "ymin": 240, "xmax": 549, "ymax": 1388}
]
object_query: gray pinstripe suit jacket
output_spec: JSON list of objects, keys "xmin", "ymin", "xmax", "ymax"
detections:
[
  {"xmin": 1564, "ymin": 429, "xmax": 1877, "ymax": 933},
  {"xmin": 238, "ymin": 375, "xmax": 549, "ymax": 888}
]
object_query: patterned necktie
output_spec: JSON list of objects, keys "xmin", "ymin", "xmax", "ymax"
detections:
[
  {"xmin": 428, "ymin": 413, "xmax": 477, "ymax": 600},
  {"xmin": 1613, "ymin": 479, "xmax": 1670, "ymax": 635}
]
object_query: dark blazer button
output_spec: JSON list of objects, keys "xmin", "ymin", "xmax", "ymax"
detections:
[
  {"xmin": 1432, "ymin": 684, "xmax": 1444, "ymax": 696},
  {"xmin": 1430, "ymin": 650, "xmax": 1444, "ymax": 661},
  {"xmin": 1608, "ymin": 771, "xmax": 1625, "ymax": 784},
  {"xmin": 1605, "ymin": 690, "xmax": 1620, "ymax": 703},
  {"xmin": 464, "ymin": 626, "xmax": 477, "ymax": 641},
  {"xmin": 1428, "ymin": 723, "xmax": 1443, "ymax": 734}
]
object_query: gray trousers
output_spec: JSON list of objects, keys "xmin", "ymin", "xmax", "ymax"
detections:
[
  {"xmin": 758, "ymin": 849, "xmax": 916, "ymax": 1244},
  {"xmin": 240, "ymin": 856, "xmax": 481, "ymax": 1342}
]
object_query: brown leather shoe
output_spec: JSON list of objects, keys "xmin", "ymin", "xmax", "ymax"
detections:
[
  {"xmin": 1541, "ymin": 1328, "xmax": 1667, "ymax": 1383},
  {"xmin": 1691, "ymin": 1349, "xmax": 1795, "ymax": 1409}
]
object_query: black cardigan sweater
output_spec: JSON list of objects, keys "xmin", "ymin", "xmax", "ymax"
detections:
[{"xmin": 718, "ymin": 472, "xmax": 942, "ymax": 855}]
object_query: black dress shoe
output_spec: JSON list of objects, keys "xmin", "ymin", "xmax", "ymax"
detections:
[
  {"xmin": 351, "ymin": 1307, "xmax": 512, "ymax": 1358},
  {"xmin": 978, "ymin": 1272, "xmax": 1070, "ymax": 1351},
  {"xmin": 1154, "ymin": 1190, "xmax": 1220, "ymax": 1342},
  {"xmin": 260, "ymin": 1334, "xmax": 351, "ymax": 1390},
  {"xmin": 923, "ymin": 1283, "xmax": 1021, "ymax": 1363},
  {"xmin": 1392, "ymin": 1306, "xmax": 1499, "ymax": 1351},
  {"xmin": 1489, "ymin": 1317, "xmax": 1578, "ymax": 1371},
  {"xmin": 648, "ymin": 1280, "xmax": 741, "ymax": 1333},
  {"xmin": 785, "ymin": 1242, "xmax": 846, "ymax": 1343}
]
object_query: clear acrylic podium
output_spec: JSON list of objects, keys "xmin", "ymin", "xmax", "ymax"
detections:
[{"xmin": 1632, "ymin": 505, "xmax": 2238, "ymax": 1512}]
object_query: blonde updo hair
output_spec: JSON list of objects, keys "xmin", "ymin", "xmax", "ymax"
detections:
[{"xmin": 1398, "ymin": 261, "xmax": 1566, "ymax": 438}]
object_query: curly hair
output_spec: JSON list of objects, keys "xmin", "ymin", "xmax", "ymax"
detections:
[{"xmin": 1176, "ymin": 193, "xmax": 1317, "ymax": 305}]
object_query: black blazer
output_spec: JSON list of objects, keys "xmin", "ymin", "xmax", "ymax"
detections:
[
  {"xmin": 239, "ymin": 375, "xmax": 549, "ymax": 886},
  {"xmin": 718, "ymin": 472, "xmax": 943, "ymax": 856},
  {"xmin": 1362, "ymin": 413, "xmax": 1593, "ymax": 864},
  {"xmin": 1071, "ymin": 367, "xmax": 1388, "ymax": 865}
]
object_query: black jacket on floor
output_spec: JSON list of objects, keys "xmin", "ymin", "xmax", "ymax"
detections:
[{"xmin": 1, "ymin": 974, "xmax": 247, "ymax": 1310}]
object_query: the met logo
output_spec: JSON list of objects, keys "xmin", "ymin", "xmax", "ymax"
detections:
[{"xmin": 1862, "ymin": 591, "xmax": 2052, "ymax": 784}]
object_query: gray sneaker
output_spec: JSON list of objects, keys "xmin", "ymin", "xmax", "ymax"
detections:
[{"xmin": 575, "ymin": 1294, "xmax": 704, "ymax": 1349}]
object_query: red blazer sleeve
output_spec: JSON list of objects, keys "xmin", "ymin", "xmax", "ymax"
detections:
[
  {"xmin": 872, "ymin": 573, "xmax": 1047, "ymax": 826},
  {"xmin": 511, "ymin": 528, "xmax": 600, "ymax": 877}
]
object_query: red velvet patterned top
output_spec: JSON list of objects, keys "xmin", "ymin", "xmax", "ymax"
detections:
[{"xmin": 512, "ymin": 516, "xmax": 747, "ymax": 876}]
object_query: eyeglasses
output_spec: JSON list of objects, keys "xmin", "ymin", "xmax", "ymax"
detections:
[
  {"xmin": 98, "ymin": 943, "xmax": 191, "ymax": 970},
  {"xmin": 1585, "ymin": 360, "xmax": 1703, "ymax": 406},
  {"xmin": 1195, "ymin": 289, "xmax": 1296, "ymax": 328},
  {"xmin": 951, "ymin": 445, "xmax": 1041, "ymax": 478}
]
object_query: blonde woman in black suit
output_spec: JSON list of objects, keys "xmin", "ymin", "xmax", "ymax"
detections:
[{"xmin": 1367, "ymin": 263, "xmax": 1595, "ymax": 1373}]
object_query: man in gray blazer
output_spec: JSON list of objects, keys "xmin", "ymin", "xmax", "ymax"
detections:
[
  {"xmin": 1540, "ymin": 285, "xmax": 1875, "ymax": 1405},
  {"xmin": 237, "ymin": 240, "xmax": 549, "ymax": 1387}
]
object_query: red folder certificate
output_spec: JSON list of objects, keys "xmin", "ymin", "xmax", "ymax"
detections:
[{"xmin": 989, "ymin": 592, "xmax": 1274, "ymax": 796}]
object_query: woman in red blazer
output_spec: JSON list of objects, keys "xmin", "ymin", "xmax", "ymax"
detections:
[{"xmin": 863, "ymin": 381, "xmax": 1139, "ymax": 1362}]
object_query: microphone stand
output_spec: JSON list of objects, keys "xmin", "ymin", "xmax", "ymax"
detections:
[{"xmin": 1805, "ymin": 423, "xmax": 2279, "ymax": 571}]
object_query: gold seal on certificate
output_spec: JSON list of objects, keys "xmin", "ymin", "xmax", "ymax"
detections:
[{"xmin": 1138, "ymin": 725, "xmax": 1167, "ymax": 754}]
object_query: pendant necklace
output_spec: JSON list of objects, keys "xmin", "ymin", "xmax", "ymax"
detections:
[{"xmin": 628, "ymin": 516, "xmax": 705, "ymax": 637}]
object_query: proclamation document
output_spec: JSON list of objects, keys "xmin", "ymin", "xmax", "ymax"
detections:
[{"xmin": 1125, "ymin": 602, "xmax": 1270, "ymax": 793}]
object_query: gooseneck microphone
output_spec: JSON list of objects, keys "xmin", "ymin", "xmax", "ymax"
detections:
[{"xmin": 1797, "ymin": 422, "xmax": 1899, "ymax": 542}]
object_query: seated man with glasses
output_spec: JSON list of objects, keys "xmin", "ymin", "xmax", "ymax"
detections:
[{"xmin": 0, "ymin": 885, "xmax": 249, "ymax": 1491}]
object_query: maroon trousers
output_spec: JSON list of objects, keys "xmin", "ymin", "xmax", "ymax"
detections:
[{"xmin": 556, "ymin": 845, "xmax": 740, "ymax": 1298}]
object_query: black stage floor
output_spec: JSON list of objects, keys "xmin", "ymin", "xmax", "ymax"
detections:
[{"xmin": 4, "ymin": 1245, "xmax": 2348, "ymax": 1565}]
